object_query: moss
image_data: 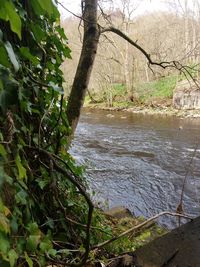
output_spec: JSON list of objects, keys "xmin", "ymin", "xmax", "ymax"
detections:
[{"xmin": 101, "ymin": 215, "xmax": 167, "ymax": 255}]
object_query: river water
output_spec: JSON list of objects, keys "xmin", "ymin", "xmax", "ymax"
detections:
[{"xmin": 71, "ymin": 109, "xmax": 200, "ymax": 228}]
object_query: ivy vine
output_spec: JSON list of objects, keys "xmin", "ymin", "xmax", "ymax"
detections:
[{"xmin": 0, "ymin": 1, "xmax": 111, "ymax": 266}]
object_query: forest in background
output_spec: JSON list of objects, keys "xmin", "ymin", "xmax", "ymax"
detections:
[{"xmin": 62, "ymin": 0, "xmax": 200, "ymax": 107}]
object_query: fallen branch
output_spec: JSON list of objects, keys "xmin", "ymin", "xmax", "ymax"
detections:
[{"xmin": 92, "ymin": 211, "xmax": 193, "ymax": 249}]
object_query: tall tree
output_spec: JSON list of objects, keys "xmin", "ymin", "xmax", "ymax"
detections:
[
  {"xmin": 66, "ymin": 0, "xmax": 100, "ymax": 135},
  {"xmin": 65, "ymin": 0, "xmax": 192, "ymax": 137}
]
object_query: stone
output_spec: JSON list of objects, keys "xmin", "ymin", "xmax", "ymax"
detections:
[
  {"xmin": 173, "ymin": 79, "xmax": 200, "ymax": 110},
  {"xmin": 134, "ymin": 216, "xmax": 200, "ymax": 267},
  {"xmin": 104, "ymin": 206, "xmax": 134, "ymax": 219}
]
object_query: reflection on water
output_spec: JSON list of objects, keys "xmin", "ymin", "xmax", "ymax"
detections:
[{"xmin": 70, "ymin": 109, "xmax": 200, "ymax": 228}]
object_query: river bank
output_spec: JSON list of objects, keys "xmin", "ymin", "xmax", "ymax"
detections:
[{"xmin": 84, "ymin": 103, "xmax": 200, "ymax": 118}]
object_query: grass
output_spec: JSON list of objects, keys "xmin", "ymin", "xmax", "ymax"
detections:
[
  {"xmin": 85, "ymin": 75, "xmax": 178, "ymax": 108},
  {"xmin": 103, "ymin": 216, "xmax": 167, "ymax": 254},
  {"xmin": 137, "ymin": 75, "xmax": 177, "ymax": 103}
]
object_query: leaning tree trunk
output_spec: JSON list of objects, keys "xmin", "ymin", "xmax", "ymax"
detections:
[{"xmin": 66, "ymin": 0, "xmax": 100, "ymax": 136}]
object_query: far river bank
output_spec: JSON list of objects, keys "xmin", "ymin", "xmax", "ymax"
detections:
[{"xmin": 84, "ymin": 103, "xmax": 200, "ymax": 118}]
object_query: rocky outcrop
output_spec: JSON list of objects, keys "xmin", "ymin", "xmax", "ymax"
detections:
[
  {"xmin": 134, "ymin": 216, "xmax": 200, "ymax": 267},
  {"xmin": 173, "ymin": 80, "xmax": 200, "ymax": 109}
]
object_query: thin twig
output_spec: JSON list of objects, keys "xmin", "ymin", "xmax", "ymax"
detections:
[
  {"xmin": 92, "ymin": 211, "xmax": 193, "ymax": 249},
  {"xmin": 58, "ymin": 1, "xmax": 84, "ymax": 21},
  {"xmin": 176, "ymin": 142, "xmax": 199, "ymax": 226},
  {"xmin": 27, "ymin": 72, "xmax": 50, "ymax": 88},
  {"xmin": 180, "ymin": 143, "xmax": 198, "ymax": 205}
]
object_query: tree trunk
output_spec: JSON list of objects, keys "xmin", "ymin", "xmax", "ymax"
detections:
[
  {"xmin": 66, "ymin": 0, "xmax": 99, "ymax": 135},
  {"xmin": 124, "ymin": 22, "xmax": 132, "ymax": 99},
  {"xmin": 184, "ymin": 0, "xmax": 190, "ymax": 59}
]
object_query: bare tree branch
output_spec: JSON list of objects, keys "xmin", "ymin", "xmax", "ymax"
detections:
[
  {"xmin": 58, "ymin": 1, "xmax": 83, "ymax": 21},
  {"xmin": 101, "ymin": 26, "xmax": 176, "ymax": 69}
]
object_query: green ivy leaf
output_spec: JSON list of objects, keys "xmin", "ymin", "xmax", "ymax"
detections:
[
  {"xmin": 30, "ymin": 0, "xmax": 45, "ymax": 16},
  {"xmin": 0, "ymin": 232, "xmax": 10, "ymax": 254},
  {"xmin": 51, "ymin": 3, "xmax": 60, "ymax": 20},
  {"xmin": 5, "ymin": 1, "xmax": 21, "ymax": 39},
  {"xmin": 30, "ymin": 23, "xmax": 46, "ymax": 42},
  {"xmin": 4, "ymin": 41, "xmax": 19, "ymax": 72},
  {"xmin": 30, "ymin": 0, "xmax": 59, "ymax": 18},
  {"xmin": 26, "ymin": 235, "xmax": 40, "ymax": 252},
  {"xmin": 0, "ymin": 144, "xmax": 7, "ymax": 159},
  {"xmin": 0, "ymin": 1, "xmax": 8, "ymax": 21},
  {"xmin": 24, "ymin": 252, "xmax": 33, "ymax": 267},
  {"xmin": 0, "ymin": 213, "xmax": 10, "ymax": 234},
  {"xmin": 15, "ymin": 154, "xmax": 27, "ymax": 180},
  {"xmin": 56, "ymin": 26, "xmax": 67, "ymax": 40},
  {"xmin": 0, "ymin": 46, "xmax": 10, "ymax": 68},
  {"xmin": 57, "ymin": 248, "xmax": 72, "ymax": 256},
  {"xmin": 37, "ymin": 0, "xmax": 54, "ymax": 17},
  {"xmin": 49, "ymin": 81, "xmax": 63, "ymax": 94},
  {"xmin": 19, "ymin": 47, "xmax": 40, "ymax": 66},
  {"xmin": 3, "ymin": 0, "xmax": 22, "ymax": 39},
  {"xmin": 48, "ymin": 248, "xmax": 57, "ymax": 257},
  {"xmin": 37, "ymin": 179, "xmax": 48, "ymax": 189},
  {"xmin": 10, "ymin": 218, "xmax": 18, "ymax": 234},
  {"xmin": 15, "ymin": 190, "xmax": 27, "ymax": 205},
  {"xmin": 39, "ymin": 238, "xmax": 52, "ymax": 252},
  {"xmin": 63, "ymin": 46, "xmax": 72, "ymax": 59},
  {"xmin": 8, "ymin": 249, "xmax": 18, "ymax": 267},
  {"xmin": 27, "ymin": 222, "xmax": 40, "ymax": 235}
]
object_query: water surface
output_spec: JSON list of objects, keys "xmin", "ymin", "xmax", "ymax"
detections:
[{"xmin": 71, "ymin": 109, "xmax": 200, "ymax": 228}]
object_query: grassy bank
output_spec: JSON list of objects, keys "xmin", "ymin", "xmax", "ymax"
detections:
[
  {"xmin": 85, "ymin": 75, "xmax": 177, "ymax": 109},
  {"xmin": 85, "ymin": 75, "xmax": 200, "ymax": 118}
]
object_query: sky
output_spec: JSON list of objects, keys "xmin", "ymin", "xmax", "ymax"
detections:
[{"xmin": 58, "ymin": 0, "xmax": 168, "ymax": 19}]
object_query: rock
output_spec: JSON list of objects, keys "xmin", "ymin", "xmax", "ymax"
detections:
[
  {"xmin": 106, "ymin": 113, "xmax": 115, "ymax": 118},
  {"xmin": 134, "ymin": 216, "xmax": 200, "ymax": 267},
  {"xmin": 104, "ymin": 206, "xmax": 134, "ymax": 219},
  {"xmin": 122, "ymin": 254, "xmax": 135, "ymax": 266},
  {"xmin": 173, "ymin": 79, "xmax": 200, "ymax": 110},
  {"xmin": 107, "ymin": 254, "xmax": 138, "ymax": 267}
]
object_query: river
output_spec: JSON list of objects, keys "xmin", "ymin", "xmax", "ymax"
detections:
[{"xmin": 70, "ymin": 109, "xmax": 200, "ymax": 228}]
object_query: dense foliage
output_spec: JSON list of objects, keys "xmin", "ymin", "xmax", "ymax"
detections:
[{"xmin": 0, "ymin": 1, "xmax": 111, "ymax": 266}]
